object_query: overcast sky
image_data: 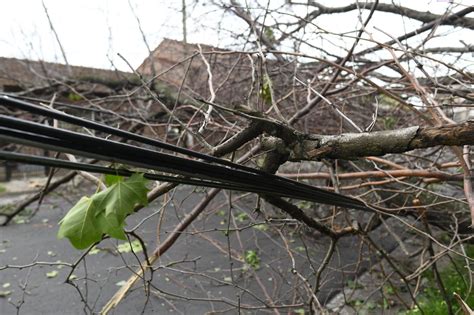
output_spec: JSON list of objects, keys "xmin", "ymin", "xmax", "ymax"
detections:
[{"xmin": 0, "ymin": 0, "xmax": 472, "ymax": 72}]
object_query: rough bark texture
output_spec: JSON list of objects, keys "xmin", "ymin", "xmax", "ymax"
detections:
[{"xmin": 290, "ymin": 121, "xmax": 474, "ymax": 160}]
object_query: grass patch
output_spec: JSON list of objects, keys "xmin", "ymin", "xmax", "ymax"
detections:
[
  {"xmin": 0, "ymin": 184, "xmax": 6, "ymax": 194},
  {"xmin": 405, "ymin": 245, "xmax": 474, "ymax": 314}
]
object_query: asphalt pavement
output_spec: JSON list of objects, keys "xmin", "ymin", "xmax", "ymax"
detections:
[{"xmin": 0, "ymin": 178, "xmax": 402, "ymax": 314}]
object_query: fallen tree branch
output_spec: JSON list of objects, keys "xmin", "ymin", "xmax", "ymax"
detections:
[
  {"xmin": 0, "ymin": 170, "xmax": 77, "ymax": 226},
  {"xmin": 306, "ymin": 2, "xmax": 474, "ymax": 30},
  {"xmin": 101, "ymin": 188, "xmax": 220, "ymax": 314},
  {"xmin": 290, "ymin": 121, "xmax": 474, "ymax": 160},
  {"xmin": 279, "ymin": 169, "xmax": 463, "ymax": 182}
]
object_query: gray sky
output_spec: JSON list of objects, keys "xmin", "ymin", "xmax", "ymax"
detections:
[{"xmin": 0, "ymin": 0, "xmax": 472, "ymax": 72}]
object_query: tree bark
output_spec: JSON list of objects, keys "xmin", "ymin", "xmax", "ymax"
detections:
[{"xmin": 289, "ymin": 121, "xmax": 474, "ymax": 161}]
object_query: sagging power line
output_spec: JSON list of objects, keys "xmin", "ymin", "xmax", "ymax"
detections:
[{"xmin": 0, "ymin": 95, "xmax": 368, "ymax": 210}]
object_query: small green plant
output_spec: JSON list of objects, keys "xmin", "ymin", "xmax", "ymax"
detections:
[
  {"xmin": 349, "ymin": 299, "xmax": 364, "ymax": 307},
  {"xmin": 67, "ymin": 92, "xmax": 82, "ymax": 101},
  {"xmin": 216, "ymin": 209, "xmax": 226, "ymax": 217},
  {"xmin": 244, "ymin": 250, "xmax": 260, "ymax": 269},
  {"xmin": 347, "ymin": 279, "xmax": 364, "ymax": 290},
  {"xmin": 235, "ymin": 212, "xmax": 249, "ymax": 222},
  {"xmin": 384, "ymin": 284, "xmax": 395, "ymax": 295},
  {"xmin": 366, "ymin": 301, "xmax": 377, "ymax": 310},
  {"xmin": 404, "ymin": 245, "xmax": 474, "ymax": 315}
]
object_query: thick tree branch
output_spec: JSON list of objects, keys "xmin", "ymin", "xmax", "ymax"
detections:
[
  {"xmin": 305, "ymin": 2, "xmax": 474, "ymax": 30},
  {"xmin": 280, "ymin": 2, "xmax": 474, "ymax": 46},
  {"xmin": 279, "ymin": 169, "xmax": 463, "ymax": 182},
  {"xmin": 355, "ymin": 6, "xmax": 474, "ymax": 57},
  {"xmin": 255, "ymin": 138, "xmax": 361, "ymax": 238},
  {"xmin": 290, "ymin": 121, "xmax": 474, "ymax": 160}
]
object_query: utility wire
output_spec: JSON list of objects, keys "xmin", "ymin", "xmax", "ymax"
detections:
[{"xmin": 0, "ymin": 96, "xmax": 368, "ymax": 210}]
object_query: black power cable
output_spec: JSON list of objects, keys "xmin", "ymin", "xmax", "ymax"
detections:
[
  {"xmin": 0, "ymin": 124, "xmax": 362, "ymax": 207},
  {"xmin": 0, "ymin": 114, "xmax": 345, "ymax": 201},
  {"xmin": 0, "ymin": 96, "xmax": 369, "ymax": 210},
  {"xmin": 0, "ymin": 151, "xmax": 338, "ymax": 200},
  {"xmin": 0, "ymin": 95, "xmax": 333, "ymax": 192}
]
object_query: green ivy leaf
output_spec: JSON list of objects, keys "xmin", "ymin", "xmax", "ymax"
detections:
[
  {"xmin": 104, "ymin": 174, "xmax": 123, "ymax": 187},
  {"xmin": 94, "ymin": 173, "xmax": 148, "ymax": 221},
  {"xmin": 57, "ymin": 196, "xmax": 103, "ymax": 249},
  {"xmin": 58, "ymin": 174, "xmax": 149, "ymax": 250},
  {"xmin": 95, "ymin": 210, "xmax": 127, "ymax": 240}
]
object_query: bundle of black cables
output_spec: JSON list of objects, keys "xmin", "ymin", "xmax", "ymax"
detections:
[{"xmin": 0, "ymin": 95, "xmax": 368, "ymax": 210}]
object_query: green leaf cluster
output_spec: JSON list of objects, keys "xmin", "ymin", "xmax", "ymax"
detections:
[
  {"xmin": 58, "ymin": 174, "xmax": 149, "ymax": 249},
  {"xmin": 404, "ymin": 245, "xmax": 474, "ymax": 315},
  {"xmin": 244, "ymin": 249, "xmax": 260, "ymax": 269}
]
